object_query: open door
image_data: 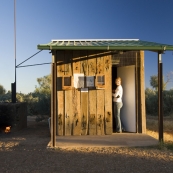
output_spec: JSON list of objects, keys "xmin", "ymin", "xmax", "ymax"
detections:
[{"xmin": 117, "ymin": 65, "xmax": 136, "ymax": 132}]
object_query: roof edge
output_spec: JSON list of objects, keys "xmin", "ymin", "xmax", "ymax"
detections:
[
  {"xmin": 37, "ymin": 45, "xmax": 173, "ymax": 51},
  {"xmin": 51, "ymin": 39, "xmax": 139, "ymax": 42}
]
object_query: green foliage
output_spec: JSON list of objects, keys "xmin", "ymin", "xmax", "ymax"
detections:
[
  {"xmin": 0, "ymin": 84, "xmax": 6, "ymax": 95},
  {"xmin": 150, "ymin": 76, "xmax": 158, "ymax": 90},
  {"xmin": 0, "ymin": 91, "xmax": 11, "ymax": 102},
  {"xmin": 145, "ymin": 88, "xmax": 158, "ymax": 115},
  {"xmin": 156, "ymin": 141, "xmax": 173, "ymax": 151},
  {"xmin": 33, "ymin": 74, "xmax": 51, "ymax": 116},
  {"xmin": 24, "ymin": 93, "xmax": 39, "ymax": 116},
  {"xmin": 150, "ymin": 75, "xmax": 167, "ymax": 90},
  {"xmin": 145, "ymin": 88, "xmax": 173, "ymax": 116},
  {"xmin": 163, "ymin": 89, "xmax": 173, "ymax": 115},
  {"xmin": 0, "ymin": 75, "xmax": 51, "ymax": 119},
  {"xmin": 30, "ymin": 92, "xmax": 51, "ymax": 116},
  {"xmin": 147, "ymin": 73, "xmax": 173, "ymax": 116},
  {"xmin": 164, "ymin": 142, "xmax": 173, "ymax": 151},
  {"xmin": 35, "ymin": 74, "xmax": 51, "ymax": 94}
]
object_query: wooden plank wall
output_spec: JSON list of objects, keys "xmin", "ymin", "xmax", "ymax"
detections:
[
  {"xmin": 56, "ymin": 50, "xmax": 113, "ymax": 136},
  {"xmin": 80, "ymin": 51, "xmax": 88, "ymax": 135},
  {"xmin": 57, "ymin": 51, "xmax": 64, "ymax": 136},
  {"xmin": 64, "ymin": 51, "xmax": 72, "ymax": 135},
  {"xmin": 96, "ymin": 55, "xmax": 105, "ymax": 135},
  {"xmin": 88, "ymin": 51, "xmax": 97, "ymax": 135},
  {"xmin": 55, "ymin": 50, "xmax": 146, "ymax": 135},
  {"xmin": 88, "ymin": 90, "xmax": 96, "ymax": 135},
  {"xmin": 72, "ymin": 88, "xmax": 81, "ymax": 135},
  {"xmin": 96, "ymin": 90, "xmax": 105, "ymax": 135},
  {"xmin": 72, "ymin": 51, "xmax": 81, "ymax": 135}
]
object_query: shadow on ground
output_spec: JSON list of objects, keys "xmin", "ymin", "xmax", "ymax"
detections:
[{"xmin": 0, "ymin": 118, "xmax": 173, "ymax": 173}]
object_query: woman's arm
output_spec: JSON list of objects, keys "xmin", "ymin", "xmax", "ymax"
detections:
[{"xmin": 112, "ymin": 87, "xmax": 120, "ymax": 98}]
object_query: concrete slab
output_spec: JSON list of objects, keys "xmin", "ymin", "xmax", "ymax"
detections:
[{"xmin": 55, "ymin": 133, "xmax": 159, "ymax": 148}]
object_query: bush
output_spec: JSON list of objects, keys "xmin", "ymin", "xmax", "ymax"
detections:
[
  {"xmin": 0, "ymin": 91, "xmax": 51, "ymax": 118},
  {"xmin": 0, "ymin": 91, "xmax": 11, "ymax": 103},
  {"xmin": 145, "ymin": 88, "xmax": 173, "ymax": 116},
  {"xmin": 163, "ymin": 89, "xmax": 173, "ymax": 115},
  {"xmin": 0, "ymin": 84, "xmax": 6, "ymax": 95},
  {"xmin": 145, "ymin": 88, "xmax": 158, "ymax": 115},
  {"xmin": 0, "ymin": 104, "xmax": 15, "ymax": 126},
  {"xmin": 27, "ymin": 92, "xmax": 51, "ymax": 116}
]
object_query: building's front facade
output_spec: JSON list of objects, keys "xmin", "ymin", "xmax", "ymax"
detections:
[{"xmin": 37, "ymin": 39, "xmax": 173, "ymax": 147}]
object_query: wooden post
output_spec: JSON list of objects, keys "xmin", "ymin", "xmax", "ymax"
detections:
[
  {"xmin": 139, "ymin": 51, "xmax": 146, "ymax": 133},
  {"xmin": 158, "ymin": 52, "xmax": 163, "ymax": 142},
  {"xmin": 51, "ymin": 51, "xmax": 57, "ymax": 147},
  {"xmin": 104, "ymin": 55, "xmax": 112, "ymax": 135},
  {"xmin": 51, "ymin": 63, "xmax": 54, "ymax": 147}
]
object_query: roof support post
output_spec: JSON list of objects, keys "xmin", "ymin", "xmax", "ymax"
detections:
[
  {"xmin": 158, "ymin": 52, "xmax": 163, "ymax": 142},
  {"xmin": 51, "ymin": 51, "xmax": 57, "ymax": 147}
]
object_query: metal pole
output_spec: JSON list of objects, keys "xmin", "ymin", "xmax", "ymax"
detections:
[
  {"xmin": 158, "ymin": 52, "xmax": 163, "ymax": 142},
  {"xmin": 12, "ymin": 0, "xmax": 17, "ymax": 103}
]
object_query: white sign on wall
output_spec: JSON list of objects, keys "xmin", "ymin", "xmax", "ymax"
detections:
[{"xmin": 74, "ymin": 73, "xmax": 84, "ymax": 88}]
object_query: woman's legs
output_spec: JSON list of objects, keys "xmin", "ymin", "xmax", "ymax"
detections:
[{"xmin": 114, "ymin": 102, "xmax": 123, "ymax": 132}]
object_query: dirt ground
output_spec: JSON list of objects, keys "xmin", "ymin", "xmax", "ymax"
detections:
[{"xmin": 0, "ymin": 116, "xmax": 173, "ymax": 173}]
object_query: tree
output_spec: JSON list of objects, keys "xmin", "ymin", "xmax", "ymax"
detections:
[
  {"xmin": 35, "ymin": 74, "xmax": 51, "ymax": 94},
  {"xmin": 150, "ymin": 73, "xmax": 173, "ymax": 90},
  {"xmin": 0, "ymin": 84, "xmax": 6, "ymax": 95},
  {"xmin": 150, "ymin": 75, "xmax": 158, "ymax": 90},
  {"xmin": 32, "ymin": 74, "xmax": 51, "ymax": 117}
]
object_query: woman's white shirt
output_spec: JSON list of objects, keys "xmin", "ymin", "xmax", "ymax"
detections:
[{"xmin": 112, "ymin": 85, "xmax": 123, "ymax": 102}]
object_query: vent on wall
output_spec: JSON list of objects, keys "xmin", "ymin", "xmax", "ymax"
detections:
[
  {"xmin": 112, "ymin": 59, "xmax": 120, "ymax": 65},
  {"xmin": 62, "ymin": 76, "xmax": 72, "ymax": 90},
  {"xmin": 96, "ymin": 75, "xmax": 105, "ymax": 89}
]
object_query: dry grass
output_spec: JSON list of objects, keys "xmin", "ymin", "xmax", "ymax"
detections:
[
  {"xmin": 146, "ymin": 115, "xmax": 173, "ymax": 150},
  {"xmin": 146, "ymin": 115, "xmax": 173, "ymax": 141}
]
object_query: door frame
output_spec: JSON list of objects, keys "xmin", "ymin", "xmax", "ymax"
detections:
[{"xmin": 112, "ymin": 65, "xmax": 137, "ymax": 133}]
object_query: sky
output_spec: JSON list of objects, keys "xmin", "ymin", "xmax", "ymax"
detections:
[{"xmin": 0, "ymin": 0, "xmax": 173, "ymax": 94}]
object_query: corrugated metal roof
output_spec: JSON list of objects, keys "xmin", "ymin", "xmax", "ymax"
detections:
[{"xmin": 37, "ymin": 39, "xmax": 173, "ymax": 51}]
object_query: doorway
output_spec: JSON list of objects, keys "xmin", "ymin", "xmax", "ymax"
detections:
[{"xmin": 112, "ymin": 65, "xmax": 136, "ymax": 133}]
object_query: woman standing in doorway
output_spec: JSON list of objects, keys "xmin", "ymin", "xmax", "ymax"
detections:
[{"xmin": 112, "ymin": 77, "xmax": 123, "ymax": 133}]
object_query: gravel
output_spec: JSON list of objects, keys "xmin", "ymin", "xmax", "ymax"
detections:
[{"xmin": 0, "ymin": 120, "xmax": 173, "ymax": 173}]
